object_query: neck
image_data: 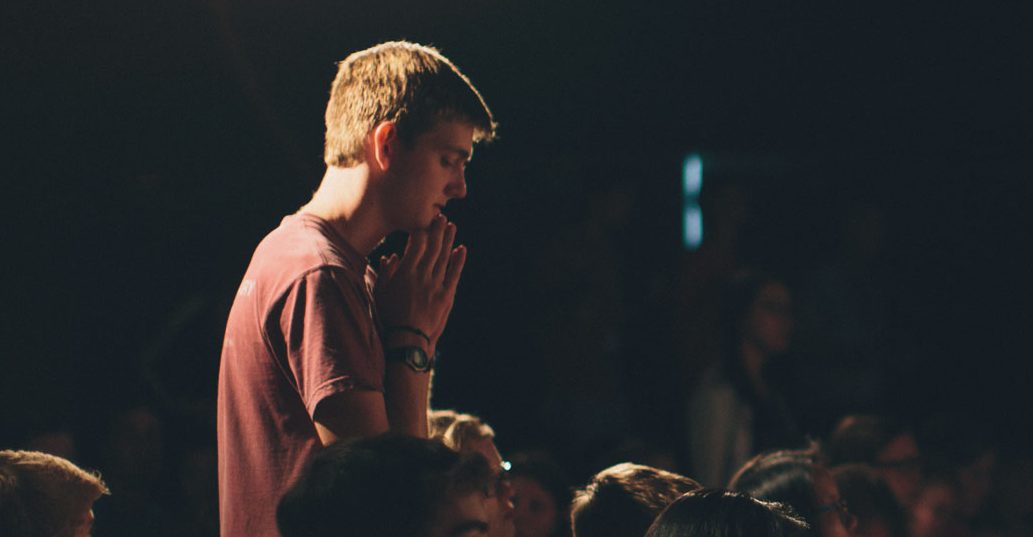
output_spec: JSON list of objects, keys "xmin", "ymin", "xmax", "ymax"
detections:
[{"xmin": 298, "ymin": 165, "xmax": 387, "ymax": 255}]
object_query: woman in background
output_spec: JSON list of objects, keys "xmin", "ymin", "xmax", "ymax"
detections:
[{"xmin": 686, "ymin": 270, "xmax": 801, "ymax": 486}]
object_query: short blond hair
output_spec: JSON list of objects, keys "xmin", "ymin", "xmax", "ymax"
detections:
[
  {"xmin": 428, "ymin": 409, "xmax": 495, "ymax": 453},
  {"xmin": 0, "ymin": 450, "xmax": 110, "ymax": 537},
  {"xmin": 324, "ymin": 41, "xmax": 497, "ymax": 167}
]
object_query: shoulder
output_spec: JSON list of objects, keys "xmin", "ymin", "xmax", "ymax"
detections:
[{"xmin": 250, "ymin": 215, "xmax": 368, "ymax": 285}]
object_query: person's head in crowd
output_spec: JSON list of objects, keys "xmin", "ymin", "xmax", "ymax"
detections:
[
  {"xmin": 909, "ymin": 473, "xmax": 962, "ymax": 537},
  {"xmin": 832, "ymin": 465, "xmax": 908, "ymax": 537},
  {"xmin": 729, "ymin": 447, "xmax": 855, "ymax": 537},
  {"xmin": 826, "ymin": 415, "xmax": 922, "ymax": 507},
  {"xmin": 643, "ymin": 489, "xmax": 810, "ymax": 537},
  {"xmin": 0, "ymin": 450, "xmax": 110, "ymax": 537},
  {"xmin": 23, "ymin": 425, "xmax": 78, "ymax": 463},
  {"xmin": 570, "ymin": 462, "xmax": 702, "ymax": 537},
  {"xmin": 918, "ymin": 412, "xmax": 998, "ymax": 520},
  {"xmin": 985, "ymin": 452, "xmax": 1033, "ymax": 534},
  {"xmin": 430, "ymin": 409, "xmax": 516, "ymax": 537},
  {"xmin": 718, "ymin": 270, "xmax": 794, "ymax": 398},
  {"xmin": 102, "ymin": 404, "xmax": 165, "ymax": 497},
  {"xmin": 507, "ymin": 450, "xmax": 573, "ymax": 537},
  {"xmin": 277, "ymin": 433, "xmax": 494, "ymax": 537}
]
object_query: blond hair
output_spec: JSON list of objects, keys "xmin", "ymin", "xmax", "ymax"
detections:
[
  {"xmin": 324, "ymin": 41, "xmax": 496, "ymax": 167},
  {"xmin": 428, "ymin": 409, "xmax": 495, "ymax": 453},
  {"xmin": 0, "ymin": 450, "xmax": 110, "ymax": 537}
]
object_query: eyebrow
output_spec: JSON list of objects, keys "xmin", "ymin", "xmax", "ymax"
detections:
[{"xmin": 448, "ymin": 520, "xmax": 490, "ymax": 536}]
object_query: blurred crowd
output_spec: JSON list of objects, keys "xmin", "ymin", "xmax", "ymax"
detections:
[
  {"xmin": 3, "ymin": 180, "xmax": 1031, "ymax": 537},
  {"xmin": 4, "ymin": 404, "xmax": 1031, "ymax": 537}
]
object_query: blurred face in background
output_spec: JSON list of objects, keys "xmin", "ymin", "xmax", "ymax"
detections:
[
  {"xmin": 745, "ymin": 282, "xmax": 794, "ymax": 355},
  {"xmin": 813, "ymin": 468, "xmax": 857, "ymax": 537},
  {"xmin": 875, "ymin": 433, "xmax": 923, "ymax": 507},
  {"xmin": 911, "ymin": 481, "xmax": 960, "ymax": 537},
  {"xmin": 468, "ymin": 437, "xmax": 516, "ymax": 537},
  {"xmin": 511, "ymin": 475, "xmax": 559, "ymax": 537},
  {"xmin": 957, "ymin": 449, "xmax": 997, "ymax": 517}
]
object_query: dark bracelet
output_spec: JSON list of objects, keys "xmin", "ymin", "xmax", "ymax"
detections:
[{"xmin": 385, "ymin": 325, "xmax": 431, "ymax": 344}]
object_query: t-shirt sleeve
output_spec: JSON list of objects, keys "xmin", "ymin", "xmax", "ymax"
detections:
[{"xmin": 280, "ymin": 267, "xmax": 384, "ymax": 418}]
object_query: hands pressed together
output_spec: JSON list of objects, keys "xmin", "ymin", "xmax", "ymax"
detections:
[{"xmin": 375, "ymin": 214, "xmax": 467, "ymax": 350}]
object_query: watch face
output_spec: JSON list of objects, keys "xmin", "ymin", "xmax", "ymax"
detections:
[
  {"xmin": 407, "ymin": 348, "xmax": 429, "ymax": 371},
  {"xmin": 388, "ymin": 347, "xmax": 431, "ymax": 372}
]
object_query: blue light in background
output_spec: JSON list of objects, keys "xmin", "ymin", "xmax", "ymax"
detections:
[
  {"xmin": 683, "ymin": 153, "xmax": 703, "ymax": 250},
  {"xmin": 683, "ymin": 154, "xmax": 703, "ymax": 196}
]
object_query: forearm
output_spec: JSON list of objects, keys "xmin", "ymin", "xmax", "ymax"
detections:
[
  {"xmin": 382, "ymin": 331, "xmax": 434, "ymax": 437},
  {"xmin": 383, "ymin": 363, "xmax": 432, "ymax": 437}
]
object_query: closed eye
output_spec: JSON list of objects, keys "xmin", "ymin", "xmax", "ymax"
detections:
[{"xmin": 442, "ymin": 157, "xmax": 470, "ymax": 171}]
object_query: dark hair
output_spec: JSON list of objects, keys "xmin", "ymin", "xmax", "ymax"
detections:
[
  {"xmin": 571, "ymin": 463, "xmax": 702, "ymax": 537},
  {"xmin": 728, "ymin": 448, "xmax": 822, "ymax": 536},
  {"xmin": 277, "ymin": 433, "xmax": 492, "ymax": 537},
  {"xmin": 832, "ymin": 465, "xmax": 907, "ymax": 537},
  {"xmin": 826, "ymin": 415, "xmax": 909, "ymax": 466},
  {"xmin": 718, "ymin": 269, "xmax": 785, "ymax": 403},
  {"xmin": 509, "ymin": 450, "xmax": 573, "ymax": 537},
  {"xmin": 644, "ymin": 489, "xmax": 809, "ymax": 537}
]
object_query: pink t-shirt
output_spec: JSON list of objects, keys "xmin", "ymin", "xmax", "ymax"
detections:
[{"xmin": 217, "ymin": 213, "xmax": 384, "ymax": 537}]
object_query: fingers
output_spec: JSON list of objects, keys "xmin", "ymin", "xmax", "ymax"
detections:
[
  {"xmin": 400, "ymin": 228, "xmax": 427, "ymax": 271},
  {"xmin": 417, "ymin": 215, "xmax": 446, "ymax": 274},
  {"xmin": 432, "ymin": 222, "xmax": 457, "ymax": 281},
  {"xmin": 442, "ymin": 245, "xmax": 467, "ymax": 296}
]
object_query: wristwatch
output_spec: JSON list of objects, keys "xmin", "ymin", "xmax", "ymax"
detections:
[{"xmin": 385, "ymin": 346, "xmax": 435, "ymax": 373}]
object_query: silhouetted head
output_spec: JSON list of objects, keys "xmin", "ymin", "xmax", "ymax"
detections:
[
  {"xmin": 729, "ymin": 448, "xmax": 854, "ymax": 537},
  {"xmin": 827, "ymin": 415, "xmax": 921, "ymax": 507},
  {"xmin": 571, "ymin": 462, "xmax": 702, "ymax": 537},
  {"xmin": 643, "ymin": 489, "xmax": 810, "ymax": 537},
  {"xmin": 832, "ymin": 465, "xmax": 908, "ymax": 537},
  {"xmin": 277, "ymin": 433, "xmax": 494, "ymax": 537}
]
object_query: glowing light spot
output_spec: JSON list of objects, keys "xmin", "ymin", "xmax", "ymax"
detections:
[
  {"xmin": 684, "ymin": 205, "xmax": 703, "ymax": 250},
  {"xmin": 683, "ymin": 154, "xmax": 703, "ymax": 197},
  {"xmin": 682, "ymin": 153, "xmax": 704, "ymax": 250}
]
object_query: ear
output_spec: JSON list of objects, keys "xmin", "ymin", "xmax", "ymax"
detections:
[{"xmin": 370, "ymin": 121, "xmax": 398, "ymax": 172}]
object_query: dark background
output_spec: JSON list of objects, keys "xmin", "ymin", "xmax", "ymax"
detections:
[{"xmin": 3, "ymin": 0, "xmax": 1032, "ymax": 488}]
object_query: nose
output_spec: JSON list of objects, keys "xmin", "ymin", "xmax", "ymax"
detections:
[{"xmin": 447, "ymin": 171, "xmax": 467, "ymax": 200}]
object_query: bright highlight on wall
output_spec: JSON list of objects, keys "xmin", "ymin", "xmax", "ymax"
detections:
[{"xmin": 683, "ymin": 153, "xmax": 703, "ymax": 250}]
